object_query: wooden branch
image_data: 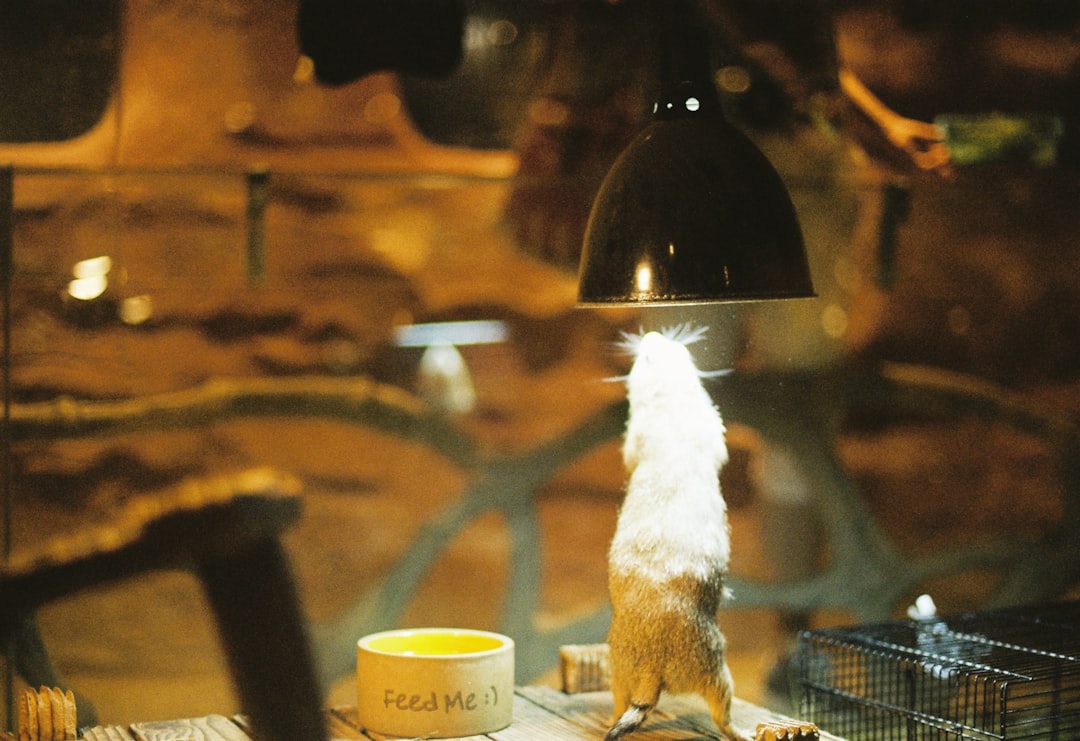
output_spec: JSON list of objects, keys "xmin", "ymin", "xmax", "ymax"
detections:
[
  {"xmin": 10, "ymin": 375, "xmax": 476, "ymax": 464},
  {"xmin": 0, "ymin": 468, "xmax": 301, "ymax": 611},
  {"xmin": 839, "ymin": 66, "xmax": 951, "ymax": 174},
  {"xmin": 721, "ymin": 362, "xmax": 1079, "ymax": 620},
  {"xmin": 2, "ymin": 468, "xmax": 327, "ymax": 741},
  {"xmin": 876, "ymin": 362, "xmax": 1079, "ymax": 442}
]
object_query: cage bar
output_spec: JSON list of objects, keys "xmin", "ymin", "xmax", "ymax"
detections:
[{"xmin": 796, "ymin": 601, "xmax": 1080, "ymax": 740}]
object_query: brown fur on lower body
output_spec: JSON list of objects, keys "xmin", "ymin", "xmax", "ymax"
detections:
[{"xmin": 605, "ymin": 574, "xmax": 746, "ymax": 741}]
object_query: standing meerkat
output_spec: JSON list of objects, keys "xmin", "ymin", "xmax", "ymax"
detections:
[{"xmin": 605, "ymin": 327, "xmax": 747, "ymax": 741}]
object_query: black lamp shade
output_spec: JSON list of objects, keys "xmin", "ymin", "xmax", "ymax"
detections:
[
  {"xmin": 297, "ymin": 0, "xmax": 464, "ymax": 85},
  {"xmin": 576, "ymin": 27, "xmax": 814, "ymax": 306}
]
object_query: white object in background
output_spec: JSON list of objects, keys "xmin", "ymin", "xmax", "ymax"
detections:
[
  {"xmin": 907, "ymin": 593, "xmax": 939, "ymax": 621},
  {"xmin": 417, "ymin": 343, "xmax": 476, "ymax": 416}
]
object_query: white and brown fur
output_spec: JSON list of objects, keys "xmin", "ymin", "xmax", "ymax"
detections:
[{"xmin": 605, "ymin": 326, "xmax": 746, "ymax": 741}]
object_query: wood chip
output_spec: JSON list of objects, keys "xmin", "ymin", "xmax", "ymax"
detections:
[
  {"xmin": 60, "ymin": 689, "xmax": 77, "ymax": 740},
  {"xmin": 46, "ymin": 688, "xmax": 62, "ymax": 741},
  {"xmin": 558, "ymin": 643, "xmax": 612, "ymax": 694},
  {"xmin": 18, "ymin": 689, "xmax": 31, "ymax": 741},
  {"xmin": 35, "ymin": 689, "xmax": 52, "ymax": 741},
  {"xmin": 756, "ymin": 718, "xmax": 821, "ymax": 740}
]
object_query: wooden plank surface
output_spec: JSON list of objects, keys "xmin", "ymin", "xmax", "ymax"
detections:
[
  {"xmin": 515, "ymin": 685, "xmax": 843, "ymax": 741},
  {"xmin": 517, "ymin": 686, "xmax": 717, "ymax": 740},
  {"xmin": 130, "ymin": 715, "xmax": 252, "ymax": 741},
  {"xmin": 84, "ymin": 689, "xmax": 845, "ymax": 740}
]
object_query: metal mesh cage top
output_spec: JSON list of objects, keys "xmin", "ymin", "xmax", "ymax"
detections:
[{"xmin": 796, "ymin": 601, "xmax": 1080, "ymax": 740}]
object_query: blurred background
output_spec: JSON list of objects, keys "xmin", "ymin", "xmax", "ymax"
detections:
[{"xmin": 2, "ymin": 0, "xmax": 1079, "ymax": 729}]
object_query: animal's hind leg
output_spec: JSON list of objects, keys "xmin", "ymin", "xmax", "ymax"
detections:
[
  {"xmin": 703, "ymin": 661, "xmax": 749, "ymax": 741},
  {"xmin": 608, "ymin": 667, "xmax": 631, "ymax": 725}
]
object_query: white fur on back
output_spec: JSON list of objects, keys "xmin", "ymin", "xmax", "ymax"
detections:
[{"xmin": 609, "ymin": 330, "xmax": 731, "ymax": 585}]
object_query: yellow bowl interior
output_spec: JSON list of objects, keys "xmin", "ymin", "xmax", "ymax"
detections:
[{"xmin": 364, "ymin": 631, "xmax": 505, "ymax": 656}]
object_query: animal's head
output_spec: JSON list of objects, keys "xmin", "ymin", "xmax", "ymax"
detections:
[
  {"xmin": 620, "ymin": 326, "xmax": 722, "ymax": 408},
  {"xmin": 627, "ymin": 331, "xmax": 701, "ymax": 398},
  {"xmin": 620, "ymin": 326, "xmax": 728, "ymax": 471}
]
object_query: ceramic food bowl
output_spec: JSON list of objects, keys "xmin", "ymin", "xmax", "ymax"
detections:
[{"xmin": 356, "ymin": 628, "xmax": 514, "ymax": 738}]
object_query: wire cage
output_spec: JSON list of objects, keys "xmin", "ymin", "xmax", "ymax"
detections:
[{"xmin": 795, "ymin": 601, "xmax": 1080, "ymax": 740}]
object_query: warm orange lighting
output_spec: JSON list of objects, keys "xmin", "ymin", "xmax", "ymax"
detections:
[
  {"xmin": 72, "ymin": 255, "xmax": 111, "ymax": 279},
  {"xmin": 634, "ymin": 262, "xmax": 653, "ymax": 294}
]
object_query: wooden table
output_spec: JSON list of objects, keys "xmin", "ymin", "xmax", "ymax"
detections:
[{"xmin": 80, "ymin": 686, "xmax": 845, "ymax": 740}]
